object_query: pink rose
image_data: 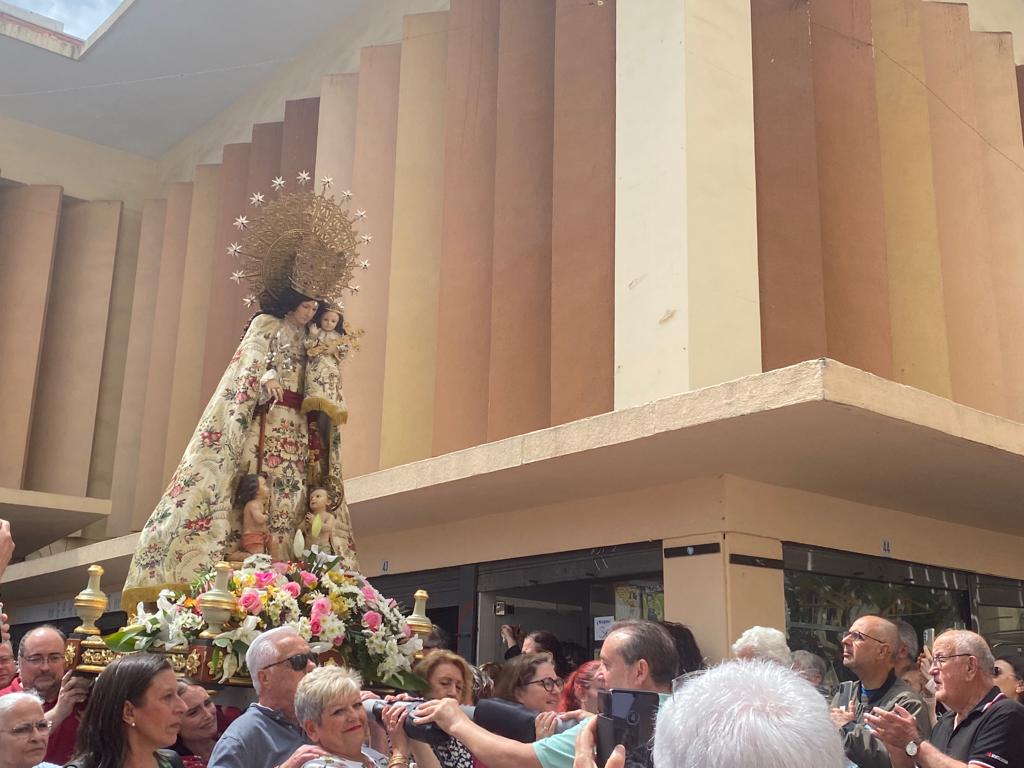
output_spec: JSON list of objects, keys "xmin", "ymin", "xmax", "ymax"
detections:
[
  {"xmin": 310, "ymin": 617, "xmax": 322, "ymax": 636},
  {"xmin": 300, "ymin": 571, "xmax": 318, "ymax": 588},
  {"xmin": 272, "ymin": 561, "xmax": 290, "ymax": 574},
  {"xmin": 387, "ymin": 598, "xmax": 398, "ymax": 610},
  {"xmin": 402, "ymin": 623, "xmax": 412, "ymax": 639},
  {"xmin": 311, "ymin": 597, "xmax": 331, "ymax": 621},
  {"xmin": 282, "ymin": 582, "xmax": 301, "ymax": 598},
  {"xmin": 254, "ymin": 571, "xmax": 276, "ymax": 588},
  {"xmin": 234, "ymin": 391, "xmax": 248, "ymax": 403},
  {"xmin": 333, "ymin": 634, "xmax": 346, "ymax": 647},
  {"xmin": 264, "ymin": 454, "xmax": 282, "ymax": 469},
  {"xmin": 361, "ymin": 585, "xmax": 378, "ymax": 602},
  {"xmin": 169, "ymin": 484, "xmax": 183, "ymax": 498},
  {"xmin": 363, "ymin": 611, "xmax": 382, "ymax": 632},
  {"xmin": 239, "ymin": 589, "xmax": 262, "ymax": 615}
]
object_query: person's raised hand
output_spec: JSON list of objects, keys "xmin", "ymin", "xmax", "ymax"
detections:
[
  {"xmin": 863, "ymin": 704, "xmax": 919, "ymax": 750},
  {"xmin": 412, "ymin": 697, "xmax": 470, "ymax": 734},
  {"xmin": 573, "ymin": 716, "xmax": 625, "ymax": 768},
  {"xmin": 0, "ymin": 519, "xmax": 13, "ymax": 578},
  {"xmin": 535, "ymin": 710, "xmax": 560, "ymax": 741},
  {"xmin": 383, "ymin": 704, "xmax": 412, "ymax": 756},
  {"xmin": 829, "ymin": 699, "xmax": 856, "ymax": 729},
  {"xmin": 277, "ymin": 744, "xmax": 329, "ymax": 768},
  {"xmin": 51, "ymin": 672, "xmax": 90, "ymax": 722},
  {"xmin": 918, "ymin": 646, "xmax": 934, "ymax": 678}
]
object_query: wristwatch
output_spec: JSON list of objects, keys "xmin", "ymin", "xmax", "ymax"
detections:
[{"xmin": 905, "ymin": 737, "xmax": 924, "ymax": 757}]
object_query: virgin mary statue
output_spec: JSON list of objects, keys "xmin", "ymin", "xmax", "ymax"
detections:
[{"xmin": 123, "ymin": 185, "xmax": 362, "ymax": 608}]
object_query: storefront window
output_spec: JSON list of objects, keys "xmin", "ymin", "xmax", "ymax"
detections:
[{"xmin": 785, "ymin": 570, "xmax": 968, "ymax": 684}]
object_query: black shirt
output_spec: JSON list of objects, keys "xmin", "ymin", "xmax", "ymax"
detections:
[{"xmin": 930, "ymin": 687, "xmax": 1024, "ymax": 767}]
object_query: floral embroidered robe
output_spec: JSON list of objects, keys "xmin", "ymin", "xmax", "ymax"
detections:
[{"xmin": 123, "ymin": 314, "xmax": 358, "ymax": 606}]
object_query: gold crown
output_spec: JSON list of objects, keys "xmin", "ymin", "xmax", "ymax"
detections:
[{"xmin": 229, "ymin": 174, "xmax": 368, "ymax": 307}]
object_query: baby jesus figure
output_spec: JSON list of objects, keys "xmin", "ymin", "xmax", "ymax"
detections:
[
  {"xmin": 236, "ymin": 472, "xmax": 272, "ymax": 556},
  {"xmin": 303, "ymin": 486, "xmax": 338, "ymax": 552}
]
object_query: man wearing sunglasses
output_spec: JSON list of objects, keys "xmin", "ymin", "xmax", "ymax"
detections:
[
  {"xmin": 209, "ymin": 626, "xmax": 328, "ymax": 768},
  {"xmin": 830, "ymin": 615, "xmax": 931, "ymax": 768},
  {"xmin": 865, "ymin": 630, "xmax": 1024, "ymax": 768}
]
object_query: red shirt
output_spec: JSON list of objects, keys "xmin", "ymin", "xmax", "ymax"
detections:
[{"xmin": 0, "ymin": 676, "xmax": 82, "ymax": 764}]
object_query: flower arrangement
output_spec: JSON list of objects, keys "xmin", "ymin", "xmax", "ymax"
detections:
[{"xmin": 106, "ymin": 549, "xmax": 425, "ymax": 690}]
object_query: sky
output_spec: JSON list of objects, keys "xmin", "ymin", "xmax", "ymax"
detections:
[{"xmin": 11, "ymin": 0, "xmax": 120, "ymax": 39}]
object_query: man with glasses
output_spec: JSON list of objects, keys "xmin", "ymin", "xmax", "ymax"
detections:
[
  {"xmin": 865, "ymin": 629, "xmax": 1024, "ymax": 768},
  {"xmin": 0, "ymin": 625, "xmax": 89, "ymax": 765},
  {"xmin": 831, "ymin": 616, "xmax": 931, "ymax": 768},
  {"xmin": 209, "ymin": 626, "xmax": 328, "ymax": 768}
]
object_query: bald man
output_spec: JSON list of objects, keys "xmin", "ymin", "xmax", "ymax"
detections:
[{"xmin": 830, "ymin": 615, "xmax": 931, "ymax": 768}]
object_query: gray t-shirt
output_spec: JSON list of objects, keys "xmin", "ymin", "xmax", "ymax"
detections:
[{"xmin": 209, "ymin": 703, "xmax": 309, "ymax": 768}]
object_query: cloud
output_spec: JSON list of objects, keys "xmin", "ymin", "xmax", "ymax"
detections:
[{"xmin": 9, "ymin": 0, "xmax": 120, "ymax": 39}]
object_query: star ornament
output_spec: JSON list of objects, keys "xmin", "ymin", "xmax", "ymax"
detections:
[
  {"xmin": 359, "ymin": 233, "xmax": 373, "ymax": 244},
  {"xmin": 359, "ymin": 259, "xmax": 370, "ymax": 270},
  {"xmin": 271, "ymin": 176, "xmax": 286, "ymax": 191},
  {"xmin": 227, "ymin": 242, "xmax": 242, "ymax": 257},
  {"xmin": 233, "ymin": 215, "xmax": 249, "ymax": 231},
  {"xmin": 354, "ymin": 209, "xmax": 367, "ymax": 220},
  {"xmin": 340, "ymin": 189, "xmax": 352, "ymax": 201},
  {"xmin": 230, "ymin": 270, "xmax": 245, "ymax": 284},
  {"xmin": 249, "ymin": 192, "xmax": 265, "ymax": 207},
  {"xmin": 348, "ymin": 284, "xmax": 361, "ymax": 295},
  {"xmin": 320, "ymin": 175, "xmax": 334, "ymax": 190},
  {"xmin": 297, "ymin": 170, "xmax": 311, "ymax": 185},
  {"xmin": 242, "ymin": 295, "xmax": 256, "ymax": 308}
]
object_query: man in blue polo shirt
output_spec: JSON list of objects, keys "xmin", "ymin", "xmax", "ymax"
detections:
[
  {"xmin": 866, "ymin": 630, "xmax": 1024, "ymax": 768},
  {"xmin": 413, "ymin": 619, "xmax": 676, "ymax": 768}
]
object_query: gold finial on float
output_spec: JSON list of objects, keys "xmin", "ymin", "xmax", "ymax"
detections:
[
  {"xmin": 73, "ymin": 565, "xmax": 108, "ymax": 636},
  {"xmin": 406, "ymin": 589, "xmax": 432, "ymax": 658},
  {"xmin": 198, "ymin": 562, "xmax": 238, "ymax": 638}
]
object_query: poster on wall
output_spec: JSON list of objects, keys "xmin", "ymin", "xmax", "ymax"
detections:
[
  {"xmin": 594, "ymin": 615, "xmax": 614, "ymax": 641},
  {"xmin": 615, "ymin": 585, "xmax": 642, "ymax": 619},
  {"xmin": 643, "ymin": 589, "xmax": 665, "ymax": 622}
]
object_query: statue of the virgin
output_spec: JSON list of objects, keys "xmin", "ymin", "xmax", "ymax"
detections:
[{"xmin": 122, "ymin": 183, "xmax": 362, "ymax": 608}]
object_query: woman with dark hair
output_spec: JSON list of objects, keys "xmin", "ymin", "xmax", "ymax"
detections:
[
  {"xmin": 503, "ymin": 629, "xmax": 571, "ymax": 680},
  {"xmin": 660, "ymin": 621, "xmax": 706, "ymax": 675},
  {"xmin": 494, "ymin": 653, "xmax": 562, "ymax": 714},
  {"xmin": 67, "ymin": 653, "xmax": 187, "ymax": 768},
  {"xmin": 994, "ymin": 654, "xmax": 1024, "ymax": 703},
  {"xmin": 171, "ymin": 680, "xmax": 219, "ymax": 768},
  {"xmin": 123, "ymin": 283, "xmax": 359, "ymax": 604}
]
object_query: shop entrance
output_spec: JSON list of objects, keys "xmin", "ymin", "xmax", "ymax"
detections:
[{"xmin": 475, "ymin": 542, "xmax": 663, "ymax": 664}]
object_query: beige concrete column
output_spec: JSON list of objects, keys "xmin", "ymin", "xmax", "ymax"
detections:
[
  {"xmin": 614, "ymin": 0, "xmax": 688, "ymax": 408},
  {"xmin": 921, "ymin": 3, "xmax": 1005, "ymax": 415},
  {"xmin": 90, "ymin": 207, "xmax": 143, "ymax": 501},
  {"xmin": 684, "ymin": 0, "xmax": 761, "ymax": 390},
  {"xmin": 432, "ymin": 0, "xmax": 499, "ymax": 456},
  {"xmin": 314, "ymin": 75, "xmax": 359, "ymax": 192},
  {"xmin": 0, "ymin": 185, "xmax": 62, "ymax": 489},
  {"xmin": 132, "ymin": 182, "xmax": 192, "ymax": 518},
  {"xmin": 25, "ymin": 200, "xmax": 122, "ymax": 496},
  {"xmin": 663, "ymin": 534, "xmax": 728, "ymax": 663},
  {"xmin": 281, "ymin": 97, "xmax": 321, "ymax": 193},
  {"xmin": 971, "ymin": 32, "xmax": 1024, "ymax": 422},
  {"xmin": 247, "ymin": 122, "xmax": 284, "ymax": 203},
  {"xmin": 751, "ymin": 0, "xmax": 827, "ymax": 371},
  {"xmin": 810, "ymin": 0, "xmax": 893, "ymax": 379},
  {"xmin": 872, "ymin": 0, "xmax": 951, "ymax": 398},
  {"xmin": 550, "ymin": 0, "xmax": 615, "ymax": 426},
  {"xmin": 487, "ymin": 0, "xmax": 556, "ymax": 442},
  {"xmin": 163, "ymin": 165, "xmax": 222, "ymax": 480},
  {"xmin": 108, "ymin": 199, "xmax": 167, "ymax": 534},
  {"xmin": 342, "ymin": 44, "xmax": 402, "ymax": 479},
  {"xmin": 200, "ymin": 143, "xmax": 252, "ymax": 404},
  {"xmin": 722, "ymin": 532, "xmax": 786, "ymax": 652},
  {"xmin": 379, "ymin": 12, "xmax": 449, "ymax": 468}
]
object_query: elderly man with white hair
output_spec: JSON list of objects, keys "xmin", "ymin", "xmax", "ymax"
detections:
[
  {"xmin": 573, "ymin": 659, "xmax": 847, "ymax": 768},
  {"xmin": 866, "ymin": 629, "xmax": 1024, "ymax": 768},
  {"xmin": 209, "ymin": 626, "xmax": 328, "ymax": 768},
  {"xmin": 731, "ymin": 626, "xmax": 792, "ymax": 666},
  {"xmin": 0, "ymin": 691, "xmax": 60, "ymax": 768}
]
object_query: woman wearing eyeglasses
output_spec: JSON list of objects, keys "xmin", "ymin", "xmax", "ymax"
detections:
[
  {"xmin": 65, "ymin": 653, "xmax": 188, "ymax": 768},
  {"xmin": 493, "ymin": 653, "xmax": 564, "ymax": 741},
  {"xmin": 0, "ymin": 692, "xmax": 59, "ymax": 768},
  {"xmin": 994, "ymin": 654, "xmax": 1024, "ymax": 703}
]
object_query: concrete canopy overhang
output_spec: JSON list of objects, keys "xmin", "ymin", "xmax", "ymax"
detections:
[
  {"xmin": 4, "ymin": 358, "xmax": 1022, "ymax": 605},
  {"xmin": 0, "ymin": 488, "xmax": 109, "ymax": 554}
]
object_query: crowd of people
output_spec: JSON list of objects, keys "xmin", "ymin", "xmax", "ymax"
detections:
[{"xmin": 1, "ymin": 521, "xmax": 1023, "ymax": 767}]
